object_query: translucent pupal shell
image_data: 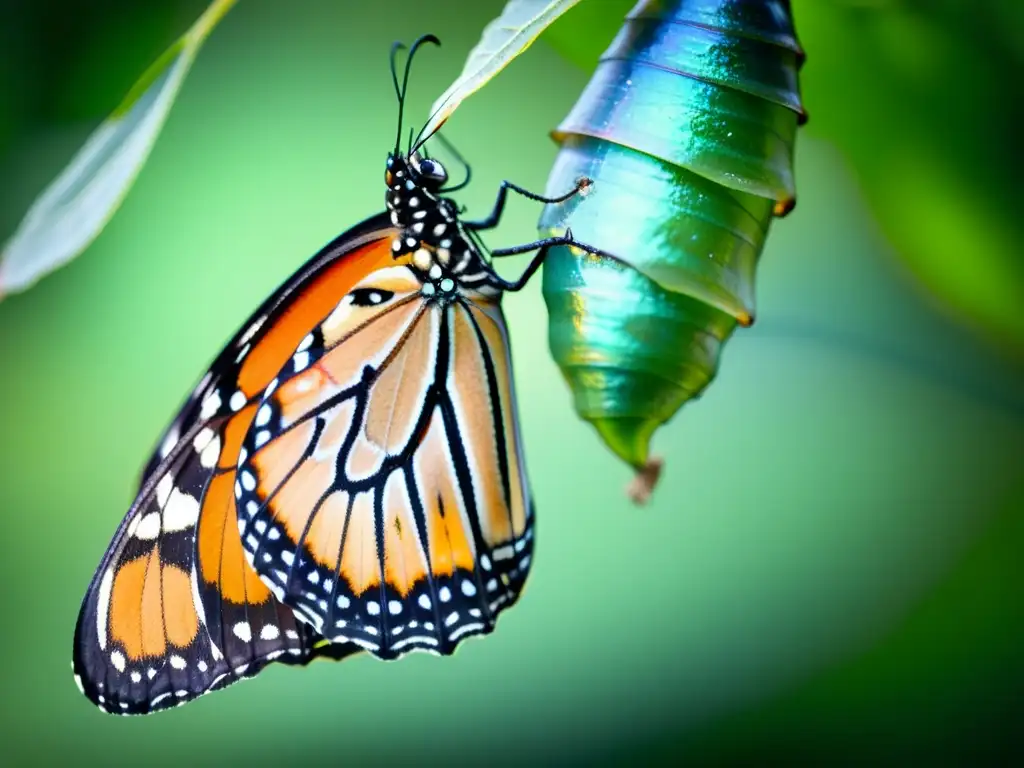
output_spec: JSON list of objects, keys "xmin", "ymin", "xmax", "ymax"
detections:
[{"xmin": 540, "ymin": 0, "xmax": 805, "ymax": 470}]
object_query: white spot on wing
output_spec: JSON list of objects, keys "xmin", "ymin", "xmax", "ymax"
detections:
[
  {"xmin": 229, "ymin": 391, "xmax": 247, "ymax": 412},
  {"xmin": 449, "ymin": 621, "xmax": 485, "ymax": 641},
  {"xmin": 170, "ymin": 654, "xmax": 186, "ymax": 670},
  {"xmin": 255, "ymin": 404, "xmax": 272, "ymax": 427},
  {"xmin": 200, "ymin": 390, "xmax": 222, "ymax": 419},
  {"xmin": 109, "ymin": 650, "xmax": 126, "ymax": 672},
  {"xmin": 232, "ymin": 622, "xmax": 252, "ymax": 642},
  {"xmin": 260, "ymin": 624, "xmax": 280, "ymax": 641},
  {"xmin": 159, "ymin": 427, "xmax": 179, "ymax": 460},
  {"xmin": 156, "ymin": 474, "xmax": 173, "ymax": 508},
  {"xmin": 190, "ymin": 564, "xmax": 208, "ymax": 629},
  {"xmin": 96, "ymin": 568, "xmax": 114, "ymax": 651},
  {"xmin": 392, "ymin": 634, "xmax": 439, "ymax": 650},
  {"xmin": 133, "ymin": 512, "xmax": 161, "ymax": 540},
  {"xmin": 193, "ymin": 427, "xmax": 215, "ymax": 452},
  {"xmin": 198, "ymin": 433, "xmax": 221, "ymax": 469},
  {"xmin": 239, "ymin": 316, "xmax": 265, "ymax": 346},
  {"xmin": 163, "ymin": 488, "xmax": 200, "ymax": 533}
]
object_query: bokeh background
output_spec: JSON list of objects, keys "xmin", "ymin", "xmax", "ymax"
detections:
[{"xmin": 1, "ymin": 0, "xmax": 1022, "ymax": 764}]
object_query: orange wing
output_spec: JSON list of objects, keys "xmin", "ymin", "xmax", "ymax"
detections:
[
  {"xmin": 234, "ymin": 266, "xmax": 535, "ymax": 659},
  {"xmin": 73, "ymin": 216, "xmax": 395, "ymax": 715}
]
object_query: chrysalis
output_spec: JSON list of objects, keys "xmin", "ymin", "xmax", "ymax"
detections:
[{"xmin": 538, "ymin": 0, "xmax": 806, "ymax": 500}]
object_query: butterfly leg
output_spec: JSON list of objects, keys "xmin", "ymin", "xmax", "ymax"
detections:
[
  {"xmin": 465, "ymin": 177, "xmax": 590, "ymax": 232},
  {"xmin": 487, "ymin": 229, "xmax": 583, "ymax": 292}
]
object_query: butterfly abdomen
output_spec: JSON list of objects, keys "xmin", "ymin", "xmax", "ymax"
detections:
[{"xmin": 538, "ymin": 0, "xmax": 805, "ymax": 473}]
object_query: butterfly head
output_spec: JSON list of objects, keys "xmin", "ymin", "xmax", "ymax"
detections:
[{"xmin": 384, "ymin": 152, "xmax": 447, "ymax": 193}]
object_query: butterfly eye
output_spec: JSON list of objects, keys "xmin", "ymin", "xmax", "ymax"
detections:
[
  {"xmin": 348, "ymin": 288, "xmax": 395, "ymax": 307},
  {"xmin": 410, "ymin": 154, "xmax": 448, "ymax": 187}
]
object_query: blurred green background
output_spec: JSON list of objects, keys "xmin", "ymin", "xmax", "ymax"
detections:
[{"xmin": 1, "ymin": 0, "xmax": 1022, "ymax": 764}]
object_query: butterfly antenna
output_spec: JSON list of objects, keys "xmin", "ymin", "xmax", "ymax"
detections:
[
  {"xmin": 389, "ymin": 42, "xmax": 406, "ymax": 101},
  {"xmin": 391, "ymin": 42, "xmax": 408, "ymax": 154},
  {"xmin": 393, "ymin": 34, "xmax": 440, "ymax": 156}
]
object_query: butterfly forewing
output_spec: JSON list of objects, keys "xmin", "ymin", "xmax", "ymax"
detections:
[
  {"xmin": 72, "ymin": 418, "xmax": 337, "ymax": 714},
  {"xmin": 73, "ymin": 217, "xmax": 396, "ymax": 714},
  {"xmin": 235, "ymin": 265, "xmax": 535, "ymax": 658}
]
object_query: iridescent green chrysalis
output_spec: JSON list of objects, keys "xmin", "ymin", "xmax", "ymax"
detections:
[{"xmin": 539, "ymin": 0, "xmax": 806, "ymax": 500}]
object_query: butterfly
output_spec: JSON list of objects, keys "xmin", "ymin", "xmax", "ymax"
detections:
[{"xmin": 72, "ymin": 35, "xmax": 588, "ymax": 715}]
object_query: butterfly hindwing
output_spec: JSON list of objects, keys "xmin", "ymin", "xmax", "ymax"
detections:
[{"xmin": 234, "ymin": 260, "xmax": 535, "ymax": 658}]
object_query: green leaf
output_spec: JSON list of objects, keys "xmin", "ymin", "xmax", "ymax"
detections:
[
  {"xmin": 541, "ymin": 0, "xmax": 1024, "ymax": 357},
  {"xmin": 0, "ymin": 0, "xmax": 238, "ymax": 299},
  {"xmin": 419, "ymin": 0, "xmax": 587, "ymax": 143}
]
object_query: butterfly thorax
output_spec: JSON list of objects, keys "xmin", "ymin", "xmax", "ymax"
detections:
[{"xmin": 384, "ymin": 153, "xmax": 494, "ymax": 302}]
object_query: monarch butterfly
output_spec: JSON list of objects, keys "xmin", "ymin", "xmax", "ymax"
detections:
[
  {"xmin": 538, "ymin": 0, "xmax": 806, "ymax": 499},
  {"xmin": 72, "ymin": 35, "xmax": 586, "ymax": 715}
]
